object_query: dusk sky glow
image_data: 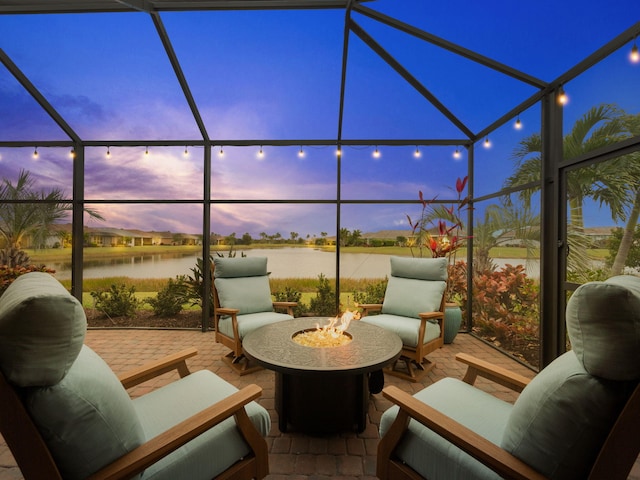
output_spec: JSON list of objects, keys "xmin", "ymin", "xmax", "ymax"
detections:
[{"xmin": 1, "ymin": 1, "xmax": 639, "ymax": 238}]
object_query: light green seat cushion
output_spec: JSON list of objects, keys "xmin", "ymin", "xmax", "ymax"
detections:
[
  {"xmin": 134, "ymin": 369, "xmax": 270, "ymax": 480},
  {"xmin": 380, "ymin": 377, "xmax": 508, "ymax": 480},
  {"xmin": 0, "ymin": 272, "xmax": 86, "ymax": 387},
  {"xmin": 218, "ymin": 311, "xmax": 293, "ymax": 340},
  {"xmin": 25, "ymin": 345, "xmax": 145, "ymax": 480},
  {"xmin": 361, "ymin": 313, "xmax": 441, "ymax": 348}
]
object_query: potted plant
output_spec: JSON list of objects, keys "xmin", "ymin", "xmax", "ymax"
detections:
[{"xmin": 406, "ymin": 176, "xmax": 469, "ymax": 343}]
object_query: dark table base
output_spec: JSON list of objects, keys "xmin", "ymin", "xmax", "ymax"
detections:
[{"xmin": 275, "ymin": 371, "xmax": 369, "ymax": 434}]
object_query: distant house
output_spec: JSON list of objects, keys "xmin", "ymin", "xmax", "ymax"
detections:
[{"xmin": 85, "ymin": 228, "xmax": 147, "ymax": 247}]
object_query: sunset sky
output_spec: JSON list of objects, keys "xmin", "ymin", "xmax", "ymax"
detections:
[{"xmin": 1, "ymin": 0, "xmax": 638, "ymax": 237}]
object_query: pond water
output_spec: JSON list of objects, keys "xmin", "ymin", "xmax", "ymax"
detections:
[{"xmin": 50, "ymin": 247, "xmax": 538, "ymax": 281}]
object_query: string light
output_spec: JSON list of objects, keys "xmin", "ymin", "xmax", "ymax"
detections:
[
  {"xmin": 70, "ymin": 149, "xmax": 76, "ymax": 159},
  {"xmin": 557, "ymin": 85, "xmax": 568, "ymax": 106},
  {"xmin": 453, "ymin": 147, "xmax": 462, "ymax": 159},
  {"xmin": 336, "ymin": 148, "xmax": 342, "ymax": 157},
  {"xmin": 631, "ymin": 37, "xmax": 639, "ymax": 63},
  {"xmin": 145, "ymin": 146, "xmax": 149, "ymax": 156},
  {"xmin": 106, "ymin": 146, "xmax": 111, "ymax": 158},
  {"xmin": 218, "ymin": 146, "xmax": 224, "ymax": 157},
  {"xmin": 515, "ymin": 115, "xmax": 523, "ymax": 130},
  {"xmin": 258, "ymin": 146, "xmax": 264, "ymax": 158},
  {"xmin": 184, "ymin": 146, "xmax": 189, "ymax": 156},
  {"xmin": 484, "ymin": 137, "xmax": 492, "ymax": 148},
  {"xmin": 33, "ymin": 147, "xmax": 38, "ymax": 159},
  {"xmin": 413, "ymin": 146, "xmax": 421, "ymax": 158},
  {"xmin": 298, "ymin": 146, "xmax": 305, "ymax": 158},
  {"xmin": 372, "ymin": 146, "xmax": 381, "ymax": 159}
]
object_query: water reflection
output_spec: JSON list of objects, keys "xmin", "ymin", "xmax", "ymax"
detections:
[{"xmin": 51, "ymin": 248, "xmax": 539, "ymax": 281}]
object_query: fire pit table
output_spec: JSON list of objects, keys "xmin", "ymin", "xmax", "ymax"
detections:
[{"xmin": 243, "ymin": 317, "xmax": 402, "ymax": 434}]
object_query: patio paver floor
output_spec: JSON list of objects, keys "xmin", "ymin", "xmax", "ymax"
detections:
[{"xmin": 1, "ymin": 328, "xmax": 638, "ymax": 479}]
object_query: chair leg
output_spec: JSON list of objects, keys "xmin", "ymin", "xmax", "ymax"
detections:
[
  {"xmin": 222, "ymin": 351, "xmax": 263, "ymax": 376},
  {"xmin": 384, "ymin": 356, "xmax": 434, "ymax": 382}
]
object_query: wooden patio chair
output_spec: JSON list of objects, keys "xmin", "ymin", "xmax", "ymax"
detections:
[
  {"xmin": 376, "ymin": 275, "xmax": 640, "ymax": 479},
  {"xmin": 360, "ymin": 256, "xmax": 447, "ymax": 382},
  {"xmin": 211, "ymin": 256, "xmax": 296, "ymax": 375},
  {"xmin": 0, "ymin": 272, "xmax": 270, "ymax": 480}
]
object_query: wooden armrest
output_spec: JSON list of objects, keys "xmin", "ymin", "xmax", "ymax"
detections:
[
  {"xmin": 358, "ymin": 303, "xmax": 382, "ymax": 316},
  {"xmin": 418, "ymin": 311, "xmax": 444, "ymax": 321},
  {"xmin": 88, "ymin": 384, "xmax": 264, "ymax": 480},
  {"xmin": 456, "ymin": 353, "xmax": 530, "ymax": 393},
  {"xmin": 119, "ymin": 348, "xmax": 198, "ymax": 389},
  {"xmin": 380, "ymin": 386, "xmax": 546, "ymax": 480},
  {"xmin": 273, "ymin": 301, "xmax": 297, "ymax": 307},
  {"xmin": 215, "ymin": 307, "xmax": 240, "ymax": 316},
  {"xmin": 273, "ymin": 301, "xmax": 297, "ymax": 316}
]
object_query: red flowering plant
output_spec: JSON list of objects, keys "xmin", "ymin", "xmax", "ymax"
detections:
[{"xmin": 406, "ymin": 176, "xmax": 469, "ymax": 301}]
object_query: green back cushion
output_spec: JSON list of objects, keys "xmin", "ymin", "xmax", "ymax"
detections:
[
  {"xmin": 213, "ymin": 256, "xmax": 268, "ymax": 278},
  {"xmin": 389, "ymin": 256, "xmax": 448, "ymax": 281},
  {"xmin": 501, "ymin": 352, "xmax": 630, "ymax": 479},
  {"xmin": 501, "ymin": 275, "xmax": 640, "ymax": 479},
  {"xmin": 25, "ymin": 345, "xmax": 145, "ymax": 480},
  {"xmin": 566, "ymin": 275, "xmax": 640, "ymax": 381},
  {"xmin": 382, "ymin": 257, "xmax": 447, "ymax": 318},
  {"xmin": 0, "ymin": 272, "xmax": 86, "ymax": 387},
  {"xmin": 214, "ymin": 257, "xmax": 274, "ymax": 314}
]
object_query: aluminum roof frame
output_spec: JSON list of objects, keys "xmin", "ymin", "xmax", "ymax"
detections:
[
  {"xmin": 1, "ymin": 3, "xmax": 637, "ymax": 148},
  {"xmin": 0, "ymin": 0, "xmax": 364, "ymax": 14}
]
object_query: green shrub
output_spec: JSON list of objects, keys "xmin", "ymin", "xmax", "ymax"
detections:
[
  {"xmin": 309, "ymin": 273, "xmax": 337, "ymax": 316},
  {"xmin": 146, "ymin": 275, "xmax": 189, "ymax": 317},
  {"xmin": 90, "ymin": 283, "xmax": 141, "ymax": 318},
  {"xmin": 273, "ymin": 285, "xmax": 308, "ymax": 317},
  {"xmin": 352, "ymin": 277, "xmax": 388, "ymax": 306}
]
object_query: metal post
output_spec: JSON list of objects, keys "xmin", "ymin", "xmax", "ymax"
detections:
[
  {"xmin": 71, "ymin": 144, "xmax": 84, "ymax": 301},
  {"xmin": 539, "ymin": 91, "xmax": 565, "ymax": 368}
]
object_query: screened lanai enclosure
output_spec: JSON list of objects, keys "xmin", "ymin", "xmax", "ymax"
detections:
[{"xmin": 1, "ymin": 0, "xmax": 639, "ymax": 369}]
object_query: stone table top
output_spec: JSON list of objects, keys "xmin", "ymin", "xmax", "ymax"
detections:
[{"xmin": 243, "ymin": 317, "xmax": 402, "ymax": 376}]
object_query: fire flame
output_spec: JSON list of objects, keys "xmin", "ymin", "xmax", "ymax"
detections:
[
  {"xmin": 293, "ymin": 309, "xmax": 361, "ymax": 348},
  {"xmin": 318, "ymin": 308, "xmax": 361, "ymax": 338}
]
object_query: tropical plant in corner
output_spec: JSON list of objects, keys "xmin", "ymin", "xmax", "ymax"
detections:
[{"xmin": 406, "ymin": 176, "xmax": 469, "ymax": 301}]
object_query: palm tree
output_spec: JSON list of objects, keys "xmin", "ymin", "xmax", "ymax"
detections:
[
  {"xmin": 474, "ymin": 199, "xmax": 541, "ymax": 274},
  {"xmin": 0, "ymin": 169, "xmax": 103, "ymax": 254},
  {"xmin": 610, "ymin": 113, "xmax": 640, "ymax": 275},
  {"xmin": 505, "ymin": 104, "xmax": 632, "ymax": 278}
]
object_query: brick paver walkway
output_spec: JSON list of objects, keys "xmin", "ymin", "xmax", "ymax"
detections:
[{"xmin": 1, "ymin": 328, "xmax": 638, "ymax": 479}]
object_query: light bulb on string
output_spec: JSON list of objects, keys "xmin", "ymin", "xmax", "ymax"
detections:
[
  {"xmin": 557, "ymin": 85, "xmax": 568, "ymax": 106},
  {"xmin": 372, "ymin": 146, "xmax": 381, "ymax": 159},
  {"xmin": 453, "ymin": 147, "xmax": 462, "ymax": 159},
  {"xmin": 145, "ymin": 146, "xmax": 149, "ymax": 156},
  {"xmin": 218, "ymin": 146, "xmax": 224, "ymax": 157},
  {"xmin": 298, "ymin": 146, "xmax": 305, "ymax": 158},
  {"xmin": 70, "ymin": 149, "xmax": 76, "ymax": 159},
  {"xmin": 33, "ymin": 147, "xmax": 38, "ymax": 159},
  {"xmin": 106, "ymin": 146, "xmax": 111, "ymax": 158},
  {"xmin": 184, "ymin": 146, "xmax": 189, "ymax": 156},
  {"xmin": 258, "ymin": 146, "xmax": 264, "ymax": 159},
  {"xmin": 484, "ymin": 137, "xmax": 491, "ymax": 148},
  {"xmin": 515, "ymin": 115, "xmax": 523, "ymax": 130},
  {"xmin": 413, "ymin": 146, "xmax": 421, "ymax": 158},
  {"xmin": 631, "ymin": 38, "xmax": 639, "ymax": 63}
]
